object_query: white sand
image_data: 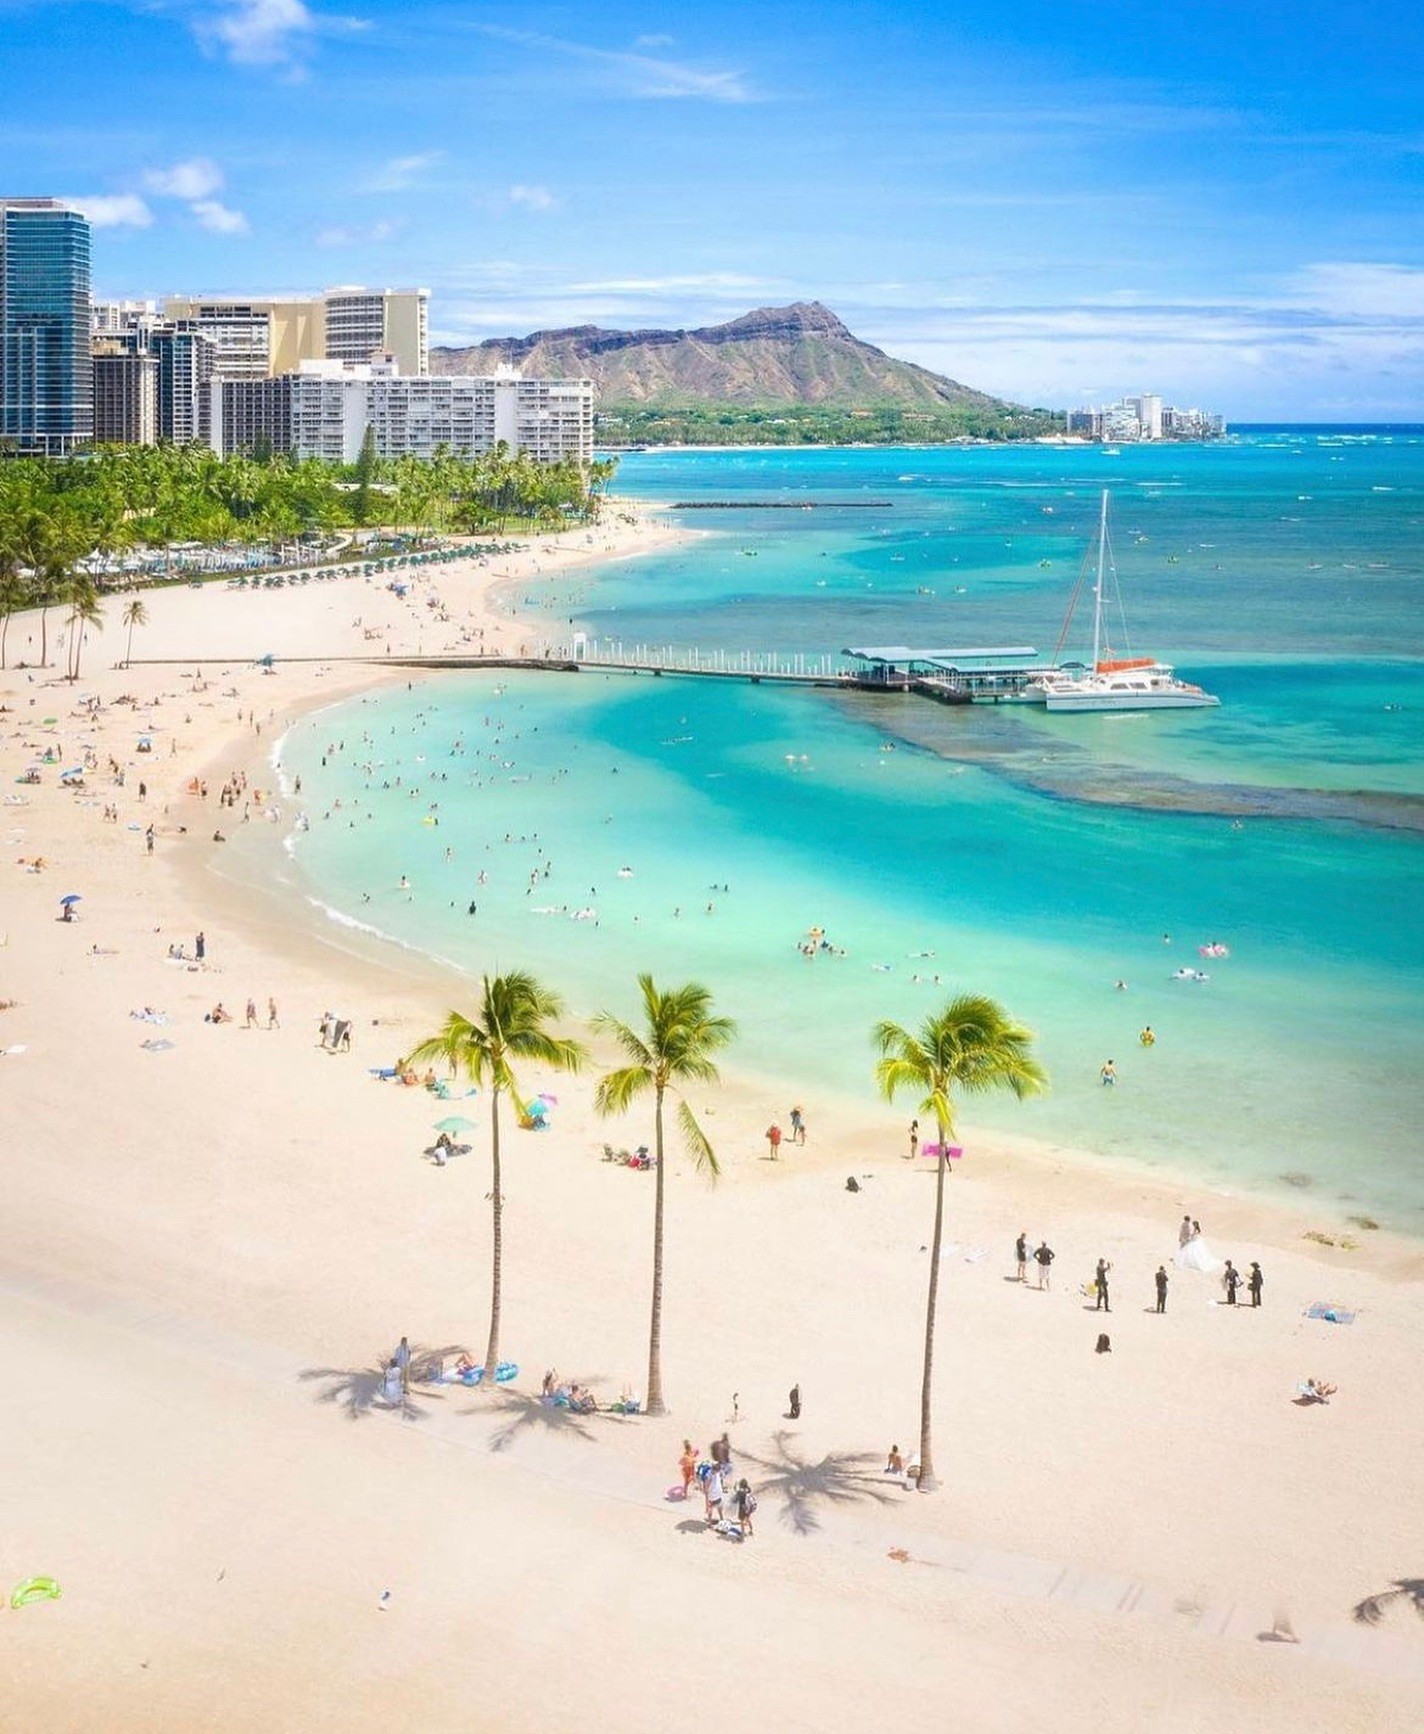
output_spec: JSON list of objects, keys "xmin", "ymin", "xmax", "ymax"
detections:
[{"xmin": 2, "ymin": 504, "xmax": 1421, "ymax": 1730}]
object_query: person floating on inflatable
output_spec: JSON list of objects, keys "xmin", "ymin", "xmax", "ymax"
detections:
[{"xmin": 1139, "ymin": 1026, "xmax": 1156, "ymax": 1047}]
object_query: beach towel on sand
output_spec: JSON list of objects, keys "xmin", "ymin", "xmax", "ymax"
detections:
[{"xmin": 1305, "ymin": 1302, "xmax": 1357, "ymax": 1325}]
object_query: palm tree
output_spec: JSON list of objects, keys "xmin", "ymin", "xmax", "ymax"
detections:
[
  {"xmin": 873, "ymin": 996, "xmax": 1046, "ymax": 1492},
  {"xmin": 0, "ymin": 572, "xmax": 25, "ymax": 671},
  {"xmin": 121, "ymin": 595, "xmax": 148, "ymax": 668},
  {"xmin": 408, "ymin": 973, "xmax": 586, "ymax": 1384},
  {"xmin": 592, "ymin": 977, "xmax": 735, "ymax": 1416},
  {"xmin": 63, "ymin": 577, "xmax": 103, "ymax": 681}
]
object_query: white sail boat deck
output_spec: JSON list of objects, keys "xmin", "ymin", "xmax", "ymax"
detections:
[{"xmin": 1035, "ymin": 491, "xmax": 1219, "ymax": 712}]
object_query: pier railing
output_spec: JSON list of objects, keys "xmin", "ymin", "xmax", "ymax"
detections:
[{"xmin": 544, "ymin": 636, "xmax": 853, "ymax": 682}]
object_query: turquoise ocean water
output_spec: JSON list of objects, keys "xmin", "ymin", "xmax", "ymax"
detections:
[{"xmin": 279, "ymin": 431, "xmax": 1424, "ymax": 1226}]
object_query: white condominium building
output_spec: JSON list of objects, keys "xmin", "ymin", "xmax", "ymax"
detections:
[
  {"xmin": 163, "ymin": 287, "xmax": 429, "ymax": 379},
  {"xmin": 211, "ymin": 361, "xmax": 594, "ymax": 465}
]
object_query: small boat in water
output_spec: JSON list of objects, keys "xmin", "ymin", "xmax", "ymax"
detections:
[{"xmin": 1034, "ymin": 492, "xmax": 1219, "ymax": 713}]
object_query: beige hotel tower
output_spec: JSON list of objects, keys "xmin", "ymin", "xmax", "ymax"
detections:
[{"xmin": 162, "ymin": 286, "xmax": 428, "ymax": 380}]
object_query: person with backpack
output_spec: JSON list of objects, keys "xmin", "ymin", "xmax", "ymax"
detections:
[{"xmin": 734, "ymin": 1479, "xmax": 757, "ymax": 1539}]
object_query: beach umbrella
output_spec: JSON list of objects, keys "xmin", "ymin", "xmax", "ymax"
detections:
[
  {"xmin": 59, "ymin": 894, "xmax": 82, "ymax": 906},
  {"xmin": 433, "ymin": 1114, "xmax": 477, "ymax": 1134}
]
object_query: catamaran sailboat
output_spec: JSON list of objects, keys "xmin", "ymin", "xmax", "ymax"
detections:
[{"xmin": 1035, "ymin": 491, "xmax": 1219, "ymax": 712}]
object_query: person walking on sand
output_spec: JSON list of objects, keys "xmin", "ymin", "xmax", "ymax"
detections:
[
  {"xmin": 789, "ymin": 1105, "xmax": 805, "ymax": 1146},
  {"xmin": 704, "ymin": 1463, "xmax": 725, "ymax": 1526},
  {"xmin": 245, "ymin": 997, "xmax": 258, "ymax": 1028},
  {"xmin": 679, "ymin": 1439, "xmax": 697, "ymax": 1501},
  {"xmin": 394, "ymin": 1335, "xmax": 412, "ymax": 1395},
  {"xmin": 195, "ymin": 930, "xmax": 205, "ymax": 962},
  {"xmin": 1094, "ymin": 1258, "xmax": 1111, "ymax": 1312},
  {"xmin": 1249, "ymin": 1261, "xmax": 1264, "ymax": 1308},
  {"xmin": 267, "ymin": 996, "xmax": 279, "ymax": 1030},
  {"xmin": 787, "ymin": 1382, "xmax": 801, "ymax": 1420},
  {"xmin": 1034, "ymin": 1241, "xmax": 1055, "ymax": 1290},
  {"xmin": 908, "ymin": 1118, "xmax": 919, "ymax": 1159},
  {"xmin": 1015, "ymin": 1231, "xmax": 1028, "ymax": 1283},
  {"xmin": 1155, "ymin": 1265, "xmax": 1169, "ymax": 1314},
  {"xmin": 765, "ymin": 1122, "xmax": 782, "ymax": 1159},
  {"xmin": 1222, "ymin": 1261, "xmax": 1240, "ymax": 1305},
  {"xmin": 734, "ymin": 1479, "xmax": 757, "ymax": 1539},
  {"xmin": 1179, "ymin": 1215, "xmax": 1193, "ymax": 1248}
]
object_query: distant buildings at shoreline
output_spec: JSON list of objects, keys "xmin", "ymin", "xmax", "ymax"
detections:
[
  {"xmin": 3, "ymin": 198, "xmax": 593, "ymax": 465},
  {"xmin": 1066, "ymin": 393, "xmax": 1225, "ymax": 442}
]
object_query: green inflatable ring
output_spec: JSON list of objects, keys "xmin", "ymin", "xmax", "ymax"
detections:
[{"xmin": 11, "ymin": 1577, "xmax": 61, "ymax": 1608}]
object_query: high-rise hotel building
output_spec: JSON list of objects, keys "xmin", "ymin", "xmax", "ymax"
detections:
[
  {"xmin": 163, "ymin": 287, "xmax": 429, "ymax": 379},
  {"xmin": 211, "ymin": 360, "xmax": 594, "ymax": 466},
  {"xmin": 1, "ymin": 198, "xmax": 92, "ymax": 455}
]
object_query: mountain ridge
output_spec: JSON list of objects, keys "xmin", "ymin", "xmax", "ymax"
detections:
[{"xmin": 430, "ymin": 301, "xmax": 1012, "ymax": 413}]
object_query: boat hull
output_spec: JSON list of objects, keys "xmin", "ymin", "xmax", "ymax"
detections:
[{"xmin": 1044, "ymin": 688, "xmax": 1219, "ymax": 712}]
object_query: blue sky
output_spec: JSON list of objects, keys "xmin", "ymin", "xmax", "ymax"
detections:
[{"xmin": 5, "ymin": 0, "xmax": 1423, "ymax": 416}]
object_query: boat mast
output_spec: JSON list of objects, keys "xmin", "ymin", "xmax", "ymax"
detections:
[{"xmin": 1092, "ymin": 489, "xmax": 1108, "ymax": 670}]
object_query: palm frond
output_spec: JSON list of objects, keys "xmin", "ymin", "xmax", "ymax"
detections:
[
  {"xmin": 589, "ymin": 1010, "xmax": 653, "ymax": 1070},
  {"xmin": 595, "ymin": 1066, "xmax": 652, "ymax": 1118},
  {"xmin": 676, "ymin": 1095, "xmax": 721, "ymax": 1180}
]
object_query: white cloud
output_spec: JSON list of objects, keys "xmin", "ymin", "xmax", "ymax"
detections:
[
  {"xmin": 69, "ymin": 193, "xmax": 154, "ymax": 228},
  {"xmin": 143, "ymin": 157, "xmax": 225, "ymax": 200},
  {"xmin": 507, "ymin": 184, "xmax": 557, "ymax": 212},
  {"xmin": 633, "ymin": 34, "xmax": 674, "ymax": 49},
  {"xmin": 200, "ymin": 0, "xmax": 315, "ymax": 65},
  {"xmin": 365, "ymin": 151, "xmax": 443, "ymax": 193},
  {"xmin": 194, "ymin": 0, "xmax": 363, "ymax": 70},
  {"xmin": 316, "ymin": 219, "xmax": 401, "ymax": 246},
  {"xmin": 1291, "ymin": 262, "xmax": 1424, "ymax": 319},
  {"xmin": 473, "ymin": 24, "xmax": 754, "ymax": 102},
  {"xmin": 190, "ymin": 198, "xmax": 250, "ymax": 234}
]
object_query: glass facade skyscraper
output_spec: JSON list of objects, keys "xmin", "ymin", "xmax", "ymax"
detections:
[{"xmin": 1, "ymin": 198, "xmax": 92, "ymax": 455}]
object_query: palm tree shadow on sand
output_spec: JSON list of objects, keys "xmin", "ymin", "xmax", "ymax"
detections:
[
  {"xmin": 484, "ymin": 1390, "xmax": 626, "ymax": 1453},
  {"xmin": 298, "ymin": 1345, "xmax": 467, "ymax": 1423},
  {"xmin": 741, "ymin": 1430, "xmax": 900, "ymax": 1536},
  {"xmin": 1353, "ymin": 1579, "xmax": 1424, "ymax": 1626}
]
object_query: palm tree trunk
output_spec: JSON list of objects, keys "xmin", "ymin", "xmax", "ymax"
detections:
[
  {"xmin": 917, "ymin": 1126, "xmax": 950, "ymax": 1492},
  {"xmin": 483, "ymin": 1088, "xmax": 503, "ymax": 1383},
  {"xmin": 1, "ymin": 613, "xmax": 9, "ymax": 670},
  {"xmin": 38, "ymin": 604, "xmax": 49, "ymax": 668},
  {"xmin": 646, "ymin": 1086, "xmax": 667, "ymax": 1416},
  {"xmin": 125, "ymin": 621, "xmax": 134, "ymax": 667}
]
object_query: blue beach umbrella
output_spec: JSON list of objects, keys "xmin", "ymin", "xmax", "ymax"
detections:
[{"xmin": 59, "ymin": 894, "xmax": 82, "ymax": 906}]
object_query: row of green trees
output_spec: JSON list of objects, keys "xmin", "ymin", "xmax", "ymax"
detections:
[
  {"xmin": 597, "ymin": 403, "xmax": 1066, "ymax": 446},
  {"xmin": 0, "ymin": 442, "xmax": 617, "ymax": 672},
  {"xmin": 411, "ymin": 971, "xmax": 1046, "ymax": 1493}
]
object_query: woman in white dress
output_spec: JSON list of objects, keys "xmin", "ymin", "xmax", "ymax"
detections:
[{"xmin": 1174, "ymin": 1221, "xmax": 1222, "ymax": 1273}]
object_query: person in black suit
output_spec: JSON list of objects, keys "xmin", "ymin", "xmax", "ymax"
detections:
[
  {"xmin": 1154, "ymin": 1265, "xmax": 1168, "ymax": 1313},
  {"xmin": 1223, "ymin": 1260, "xmax": 1240, "ymax": 1305}
]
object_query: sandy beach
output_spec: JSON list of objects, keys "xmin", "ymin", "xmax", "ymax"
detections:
[{"xmin": 2, "ymin": 501, "xmax": 1422, "ymax": 1731}]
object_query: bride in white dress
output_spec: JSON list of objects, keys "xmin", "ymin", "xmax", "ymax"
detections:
[{"xmin": 1174, "ymin": 1221, "xmax": 1221, "ymax": 1273}]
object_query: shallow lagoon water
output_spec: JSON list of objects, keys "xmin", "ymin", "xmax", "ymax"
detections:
[{"xmin": 282, "ymin": 433, "xmax": 1424, "ymax": 1226}]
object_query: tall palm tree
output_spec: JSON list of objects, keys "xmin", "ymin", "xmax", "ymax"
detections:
[
  {"xmin": 408, "ymin": 973, "xmax": 586, "ymax": 1385},
  {"xmin": 873, "ymin": 996, "xmax": 1046, "ymax": 1493},
  {"xmin": 121, "ymin": 595, "xmax": 148, "ymax": 668},
  {"xmin": 592, "ymin": 977, "xmax": 735, "ymax": 1416},
  {"xmin": 0, "ymin": 572, "xmax": 24, "ymax": 671},
  {"xmin": 63, "ymin": 577, "xmax": 103, "ymax": 681}
]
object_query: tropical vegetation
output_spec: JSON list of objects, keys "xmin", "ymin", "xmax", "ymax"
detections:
[
  {"xmin": 408, "ymin": 973, "xmax": 587, "ymax": 1386},
  {"xmin": 0, "ymin": 442, "xmax": 617, "ymax": 669},
  {"xmin": 873, "ymin": 996, "xmax": 1047, "ymax": 1493},
  {"xmin": 592, "ymin": 977, "xmax": 735, "ymax": 1416},
  {"xmin": 597, "ymin": 403, "xmax": 1065, "ymax": 447}
]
